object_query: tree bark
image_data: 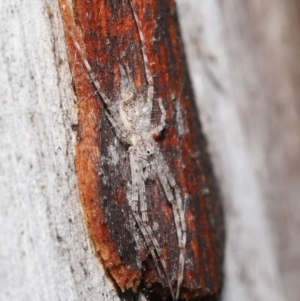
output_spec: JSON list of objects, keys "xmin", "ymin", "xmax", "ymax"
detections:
[
  {"xmin": 0, "ymin": 0, "xmax": 120, "ymax": 300},
  {"xmin": 58, "ymin": 0, "xmax": 224, "ymax": 299}
]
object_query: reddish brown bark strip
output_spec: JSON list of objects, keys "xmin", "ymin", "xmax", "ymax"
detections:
[{"xmin": 58, "ymin": 0, "xmax": 224, "ymax": 299}]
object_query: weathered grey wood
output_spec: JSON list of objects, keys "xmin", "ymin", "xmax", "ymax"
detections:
[
  {"xmin": 2, "ymin": 0, "xmax": 300, "ymax": 300},
  {"xmin": 0, "ymin": 0, "xmax": 120, "ymax": 300},
  {"xmin": 177, "ymin": 1, "xmax": 300, "ymax": 301}
]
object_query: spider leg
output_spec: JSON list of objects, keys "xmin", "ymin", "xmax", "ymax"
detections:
[
  {"xmin": 173, "ymin": 186, "xmax": 187, "ymax": 300},
  {"xmin": 104, "ymin": 111, "xmax": 131, "ymax": 144},
  {"xmin": 69, "ymin": 29, "xmax": 111, "ymax": 108},
  {"xmin": 129, "ymin": 149, "xmax": 175, "ymax": 300},
  {"xmin": 138, "ymin": 166, "xmax": 176, "ymax": 300},
  {"xmin": 151, "ymin": 98, "xmax": 166, "ymax": 135},
  {"xmin": 129, "ymin": 150, "xmax": 170, "ymax": 294},
  {"xmin": 155, "ymin": 152, "xmax": 187, "ymax": 300},
  {"xmin": 157, "ymin": 167, "xmax": 174, "ymax": 203},
  {"xmin": 124, "ymin": 64, "xmax": 136, "ymax": 93},
  {"xmin": 119, "ymin": 64, "xmax": 135, "ymax": 99},
  {"xmin": 69, "ymin": 29, "xmax": 132, "ymax": 144},
  {"xmin": 156, "ymin": 149, "xmax": 176, "ymax": 188},
  {"xmin": 129, "ymin": 1, "xmax": 154, "ymax": 109},
  {"xmin": 138, "ymin": 165, "xmax": 148, "ymax": 224}
]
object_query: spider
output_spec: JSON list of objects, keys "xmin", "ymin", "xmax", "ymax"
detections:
[{"xmin": 69, "ymin": 1, "xmax": 187, "ymax": 299}]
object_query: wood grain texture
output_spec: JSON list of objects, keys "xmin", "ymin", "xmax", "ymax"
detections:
[
  {"xmin": 59, "ymin": 0, "xmax": 224, "ymax": 299},
  {"xmin": 1, "ymin": 0, "xmax": 300, "ymax": 301},
  {"xmin": 0, "ymin": 0, "xmax": 120, "ymax": 300}
]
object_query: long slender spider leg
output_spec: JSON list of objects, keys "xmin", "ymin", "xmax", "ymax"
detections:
[
  {"xmin": 119, "ymin": 64, "xmax": 135, "ymax": 99},
  {"xmin": 137, "ymin": 160, "xmax": 175, "ymax": 300},
  {"xmin": 160, "ymin": 178, "xmax": 186, "ymax": 300},
  {"xmin": 151, "ymin": 98, "xmax": 166, "ymax": 135},
  {"xmin": 129, "ymin": 0, "xmax": 154, "ymax": 108},
  {"xmin": 157, "ymin": 167, "xmax": 174, "ymax": 203},
  {"xmin": 129, "ymin": 150, "xmax": 171, "ymax": 296},
  {"xmin": 104, "ymin": 111, "xmax": 131, "ymax": 144},
  {"xmin": 68, "ymin": 29, "xmax": 132, "ymax": 144},
  {"xmin": 119, "ymin": 64, "xmax": 136, "ymax": 126},
  {"xmin": 124, "ymin": 64, "xmax": 136, "ymax": 93},
  {"xmin": 156, "ymin": 150, "xmax": 176, "ymax": 189},
  {"xmin": 69, "ymin": 29, "xmax": 112, "ymax": 108},
  {"xmin": 138, "ymin": 166, "xmax": 148, "ymax": 224},
  {"xmin": 157, "ymin": 165, "xmax": 183, "ymax": 246},
  {"xmin": 173, "ymin": 186, "xmax": 187, "ymax": 300},
  {"xmin": 156, "ymin": 153, "xmax": 187, "ymax": 300}
]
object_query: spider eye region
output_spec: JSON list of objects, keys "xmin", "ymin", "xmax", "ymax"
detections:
[
  {"xmin": 146, "ymin": 144, "xmax": 155, "ymax": 156},
  {"xmin": 145, "ymin": 149, "xmax": 153, "ymax": 158},
  {"xmin": 140, "ymin": 143, "xmax": 154, "ymax": 158}
]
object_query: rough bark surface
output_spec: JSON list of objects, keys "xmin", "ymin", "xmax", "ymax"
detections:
[
  {"xmin": 59, "ymin": 0, "xmax": 224, "ymax": 299},
  {"xmin": 0, "ymin": 0, "xmax": 120, "ymax": 300},
  {"xmin": 1, "ymin": 0, "xmax": 300, "ymax": 301}
]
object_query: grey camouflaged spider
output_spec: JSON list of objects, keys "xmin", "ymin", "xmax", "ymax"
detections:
[{"xmin": 70, "ymin": 1, "xmax": 187, "ymax": 299}]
